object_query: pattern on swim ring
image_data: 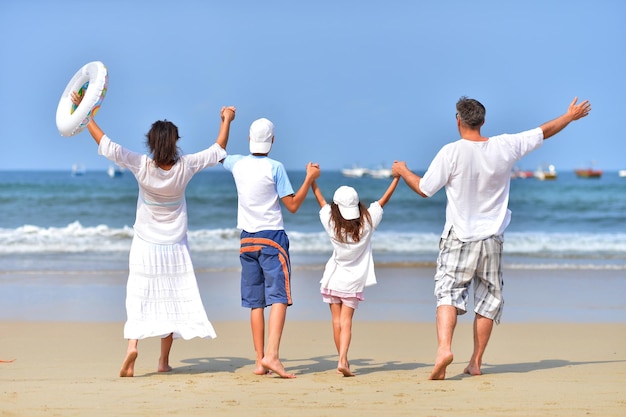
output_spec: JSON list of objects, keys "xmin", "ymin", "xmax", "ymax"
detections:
[{"xmin": 74, "ymin": 76, "xmax": 108, "ymax": 131}]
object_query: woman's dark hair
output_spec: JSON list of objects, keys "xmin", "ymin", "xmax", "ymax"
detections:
[
  {"xmin": 456, "ymin": 96, "xmax": 486, "ymax": 128},
  {"xmin": 145, "ymin": 120, "xmax": 181, "ymax": 167},
  {"xmin": 330, "ymin": 202, "xmax": 372, "ymax": 244}
]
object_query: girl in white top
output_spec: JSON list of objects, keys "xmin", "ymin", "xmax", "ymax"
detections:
[
  {"xmin": 72, "ymin": 92, "xmax": 236, "ymax": 377},
  {"xmin": 311, "ymin": 176, "xmax": 399, "ymax": 376}
]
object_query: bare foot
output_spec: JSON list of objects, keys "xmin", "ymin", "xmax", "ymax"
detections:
[
  {"xmin": 253, "ymin": 361, "xmax": 270, "ymax": 375},
  {"xmin": 336, "ymin": 360, "xmax": 350, "ymax": 374},
  {"xmin": 463, "ymin": 364, "xmax": 482, "ymax": 376},
  {"xmin": 120, "ymin": 349, "xmax": 138, "ymax": 377},
  {"xmin": 158, "ymin": 364, "xmax": 172, "ymax": 373},
  {"xmin": 337, "ymin": 364, "xmax": 355, "ymax": 377},
  {"xmin": 1, "ymin": 359, "xmax": 16, "ymax": 363},
  {"xmin": 261, "ymin": 356, "xmax": 296, "ymax": 379},
  {"xmin": 428, "ymin": 352, "xmax": 453, "ymax": 380}
]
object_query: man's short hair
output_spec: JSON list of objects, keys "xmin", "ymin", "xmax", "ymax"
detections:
[{"xmin": 456, "ymin": 96, "xmax": 486, "ymax": 128}]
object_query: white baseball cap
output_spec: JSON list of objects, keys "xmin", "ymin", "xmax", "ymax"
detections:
[
  {"xmin": 249, "ymin": 118, "xmax": 274, "ymax": 154},
  {"xmin": 333, "ymin": 186, "xmax": 360, "ymax": 220}
]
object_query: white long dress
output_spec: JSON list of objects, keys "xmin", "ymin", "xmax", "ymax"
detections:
[{"xmin": 99, "ymin": 135, "xmax": 224, "ymax": 340}]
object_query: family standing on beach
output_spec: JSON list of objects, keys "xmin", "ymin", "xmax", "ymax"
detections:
[{"xmin": 73, "ymin": 92, "xmax": 591, "ymax": 380}]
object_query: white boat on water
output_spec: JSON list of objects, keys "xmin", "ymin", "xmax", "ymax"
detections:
[
  {"xmin": 534, "ymin": 164, "xmax": 557, "ymax": 180},
  {"xmin": 107, "ymin": 164, "xmax": 124, "ymax": 178},
  {"xmin": 341, "ymin": 165, "xmax": 369, "ymax": 178},
  {"xmin": 368, "ymin": 167, "xmax": 393, "ymax": 179},
  {"xmin": 71, "ymin": 163, "xmax": 86, "ymax": 176}
]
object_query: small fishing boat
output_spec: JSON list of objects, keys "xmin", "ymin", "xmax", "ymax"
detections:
[
  {"xmin": 341, "ymin": 165, "xmax": 369, "ymax": 178},
  {"xmin": 534, "ymin": 164, "xmax": 557, "ymax": 180},
  {"xmin": 71, "ymin": 163, "xmax": 86, "ymax": 176},
  {"xmin": 511, "ymin": 167, "xmax": 534, "ymax": 179},
  {"xmin": 368, "ymin": 166, "xmax": 393, "ymax": 179},
  {"xmin": 107, "ymin": 164, "xmax": 124, "ymax": 178},
  {"xmin": 574, "ymin": 168, "xmax": 602, "ymax": 178}
]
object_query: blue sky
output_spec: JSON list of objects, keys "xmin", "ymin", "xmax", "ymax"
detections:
[{"xmin": 1, "ymin": 0, "xmax": 624, "ymax": 172}]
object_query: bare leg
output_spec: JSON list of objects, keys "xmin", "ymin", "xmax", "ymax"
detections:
[
  {"xmin": 337, "ymin": 304, "xmax": 355, "ymax": 377},
  {"xmin": 329, "ymin": 304, "xmax": 351, "ymax": 374},
  {"xmin": 429, "ymin": 305, "xmax": 457, "ymax": 380},
  {"xmin": 464, "ymin": 313, "xmax": 493, "ymax": 376},
  {"xmin": 329, "ymin": 304, "xmax": 343, "ymax": 373},
  {"xmin": 260, "ymin": 303, "xmax": 295, "ymax": 378},
  {"xmin": 329, "ymin": 304, "xmax": 341, "ymax": 355},
  {"xmin": 250, "ymin": 308, "xmax": 268, "ymax": 375},
  {"xmin": 158, "ymin": 333, "xmax": 173, "ymax": 373},
  {"xmin": 120, "ymin": 339, "xmax": 138, "ymax": 377}
]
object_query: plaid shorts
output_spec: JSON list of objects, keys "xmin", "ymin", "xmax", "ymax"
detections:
[{"xmin": 434, "ymin": 227, "xmax": 504, "ymax": 324}]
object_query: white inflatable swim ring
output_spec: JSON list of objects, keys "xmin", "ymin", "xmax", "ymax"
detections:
[{"xmin": 56, "ymin": 61, "xmax": 108, "ymax": 137}]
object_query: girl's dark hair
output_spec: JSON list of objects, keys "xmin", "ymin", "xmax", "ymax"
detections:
[
  {"xmin": 330, "ymin": 202, "xmax": 372, "ymax": 244},
  {"xmin": 145, "ymin": 120, "xmax": 181, "ymax": 167}
]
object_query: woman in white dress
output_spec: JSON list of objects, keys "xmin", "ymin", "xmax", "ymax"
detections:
[{"xmin": 73, "ymin": 92, "xmax": 235, "ymax": 376}]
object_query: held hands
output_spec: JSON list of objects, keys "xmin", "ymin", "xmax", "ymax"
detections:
[
  {"xmin": 391, "ymin": 160, "xmax": 408, "ymax": 178},
  {"xmin": 306, "ymin": 162, "xmax": 321, "ymax": 180},
  {"xmin": 567, "ymin": 97, "xmax": 591, "ymax": 121},
  {"xmin": 221, "ymin": 106, "xmax": 236, "ymax": 122}
]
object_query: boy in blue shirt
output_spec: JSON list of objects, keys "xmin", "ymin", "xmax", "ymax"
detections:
[{"xmin": 223, "ymin": 118, "xmax": 320, "ymax": 378}]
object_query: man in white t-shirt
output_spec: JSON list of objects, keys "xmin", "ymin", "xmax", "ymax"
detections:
[
  {"xmin": 392, "ymin": 96, "xmax": 591, "ymax": 380},
  {"xmin": 222, "ymin": 117, "xmax": 320, "ymax": 378}
]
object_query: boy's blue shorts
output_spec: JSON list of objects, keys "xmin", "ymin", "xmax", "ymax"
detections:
[{"xmin": 239, "ymin": 230, "xmax": 292, "ymax": 308}]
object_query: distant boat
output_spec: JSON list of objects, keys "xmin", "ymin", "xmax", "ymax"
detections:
[
  {"xmin": 341, "ymin": 165, "xmax": 369, "ymax": 178},
  {"xmin": 368, "ymin": 166, "xmax": 393, "ymax": 179},
  {"xmin": 619, "ymin": 170, "xmax": 626, "ymax": 178},
  {"xmin": 107, "ymin": 164, "xmax": 124, "ymax": 178},
  {"xmin": 534, "ymin": 164, "xmax": 557, "ymax": 181},
  {"xmin": 71, "ymin": 163, "xmax": 86, "ymax": 176},
  {"xmin": 574, "ymin": 168, "xmax": 602, "ymax": 178},
  {"xmin": 511, "ymin": 167, "xmax": 534, "ymax": 179}
]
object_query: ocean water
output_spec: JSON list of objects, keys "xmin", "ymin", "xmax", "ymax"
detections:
[{"xmin": 1, "ymin": 168, "xmax": 626, "ymax": 273}]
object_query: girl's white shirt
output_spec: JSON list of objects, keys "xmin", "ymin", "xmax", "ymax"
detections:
[{"xmin": 319, "ymin": 202, "xmax": 383, "ymax": 294}]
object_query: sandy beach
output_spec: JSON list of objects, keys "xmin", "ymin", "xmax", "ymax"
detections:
[{"xmin": 2, "ymin": 266, "xmax": 625, "ymax": 416}]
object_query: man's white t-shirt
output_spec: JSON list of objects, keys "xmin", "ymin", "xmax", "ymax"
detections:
[
  {"xmin": 419, "ymin": 127, "xmax": 544, "ymax": 242},
  {"xmin": 222, "ymin": 154, "xmax": 294, "ymax": 232}
]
